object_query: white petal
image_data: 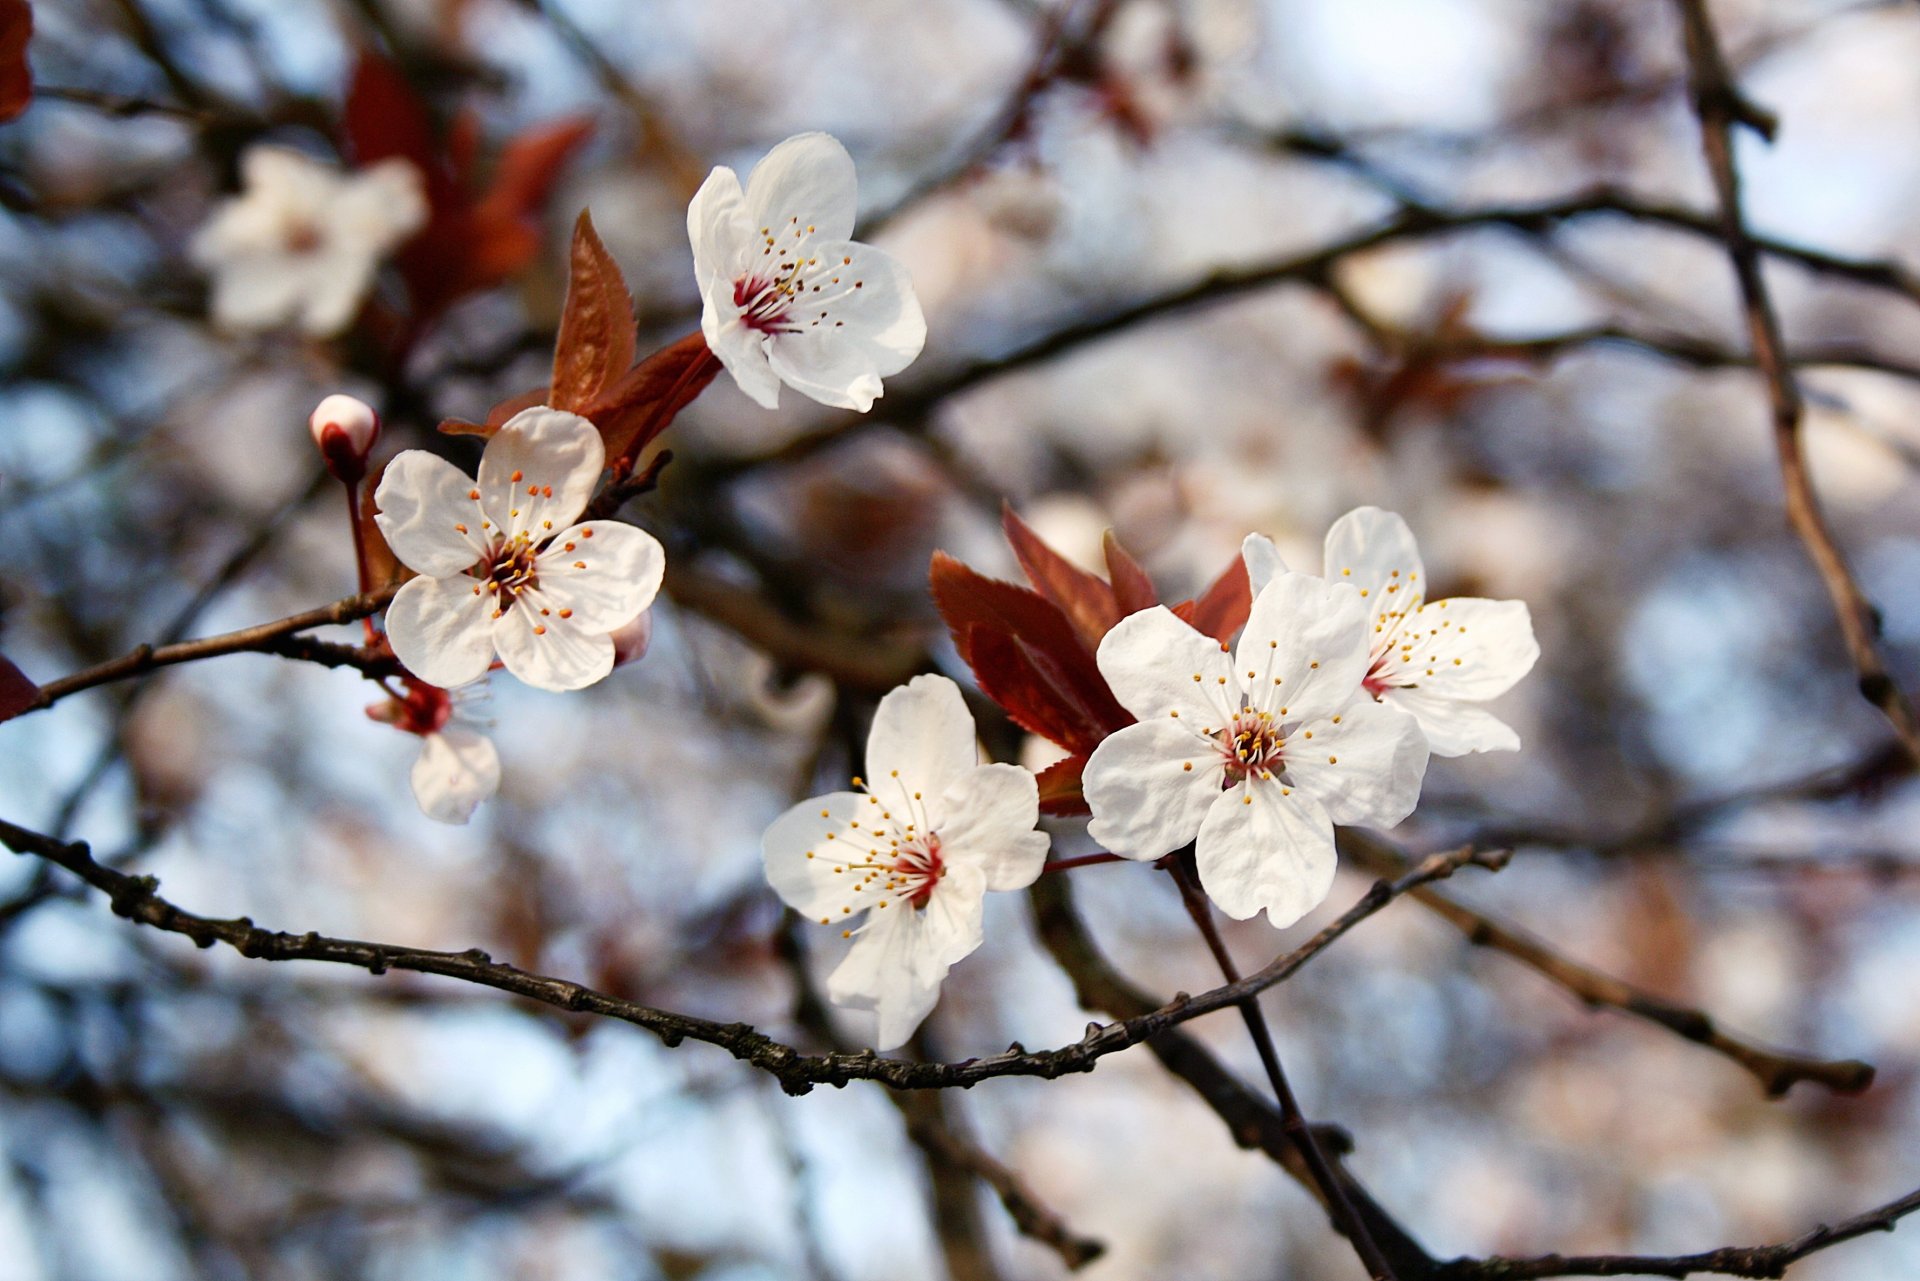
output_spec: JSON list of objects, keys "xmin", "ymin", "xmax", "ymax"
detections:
[
  {"xmin": 477, "ymin": 408, "xmax": 604, "ymax": 541},
  {"xmin": 204, "ymin": 257, "xmax": 310, "ymax": 331},
  {"xmin": 375, "ymin": 450, "xmax": 490, "ymax": 577},
  {"xmin": 333, "ymin": 158, "xmax": 429, "ymax": 252},
  {"xmin": 761, "ymin": 790, "xmax": 869, "ymax": 922},
  {"xmin": 1095, "ymin": 606, "xmax": 1238, "ymax": 724},
  {"xmin": 700, "ymin": 274, "xmax": 783, "ymax": 409},
  {"xmin": 744, "ymin": 133, "xmax": 858, "ymax": 245},
  {"xmin": 1083, "ymin": 719, "xmax": 1226, "ymax": 861},
  {"xmin": 764, "ymin": 242, "xmax": 925, "ymax": 411},
  {"xmin": 687, "ymin": 163, "xmax": 752, "ymax": 291},
  {"xmin": 1194, "ymin": 782, "xmax": 1336, "ymax": 927},
  {"xmin": 1241, "ymin": 533, "xmax": 1289, "ymax": 597},
  {"xmin": 1281, "ymin": 698, "xmax": 1428, "ymax": 827},
  {"xmin": 864, "ymin": 675, "xmax": 978, "ymax": 820},
  {"xmin": 1376, "ymin": 597, "xmax": 1539, "ymax": 701},
  {"xmin": 936, "ymin": 763, "xmax": 1048, "ymax": 891},
  {"xmin": 827, "ymin": 869, "xmax": 985, "ymax": 1052},
  {"xmin": 385, "ymin": 573, "xmax": 496, "ymax": 689},
  {"xmin": 1236, "ymin": 571, "xmax": 1369, "ymax": 723},
  {"xmin": 295, "ymin": 252, "xmax": 379, "ymax": 337},
  {"xmin": 491, "ymin": 599, "xmax": 615, "ymax": 692},
  {"xmin": 532, "ymin": 522, "xmax": 664, "ymax": 630},
  {"xmin": 1323, "ymin": 506, "xmax": 1426, "ymax": 630},
  {"xmin": 1380, "ymin": 688, "xmax": 1520, "ymax": 756},
  {"xmin": 410, "ymin": 724, "xmax": 500, "ymax": 824}
]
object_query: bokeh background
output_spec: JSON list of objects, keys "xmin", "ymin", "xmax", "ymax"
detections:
[{"xmin": 3, "ymin": 0, "xmax": 1920, "ymax": 1277}]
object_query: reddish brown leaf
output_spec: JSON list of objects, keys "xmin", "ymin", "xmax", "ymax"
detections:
[
  {"xmin": 438, "ymin": 384, "xmax": 552, "ymax": 438},
  {"xmin": 342, "ymin": 51, "xmax": 445, "ymax": 196},
  {"xmin": 1171, "ymin": 554, "xmax": 1252, "ymax": 644},
  {"xmin": 1103, "ymin": 530, "xmax": 1157, "ymax": 616},
  {"xmin": 359, "ymin": 461, "xmax": 403, "ymax": 589},
  {"xmin": 479, "ymin": 114, "xmax": 596, "ymax": 227},
  {"xmin": 0, "ymin": 0, "xmax": 31, "ymax": 125},
  {"xmin": 0, "ymin": 651, "xmax": 40, "ymax": 724},
  {"xmin": 1002, "ymin": 505, "xmax": 1119, "ymax": 650},
  {"xmin": 588, "ymin": 331, "xmax": 719, "ymax": 462},
  {"xmin": 967, "ymin": 628, "xmax": 1114, "ymax": 754},
  {"xmin": 1035, "ymin": 753, "xmax": 1090, "ymax": 817},
  {"xmin": 550, "ymin": 211, "xmax": 635, "ymax": 412}
]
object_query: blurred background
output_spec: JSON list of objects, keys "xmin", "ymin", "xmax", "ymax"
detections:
[{"xmin": 2, "ymin": 0, "xmax": 1919, "ymax": 1277}]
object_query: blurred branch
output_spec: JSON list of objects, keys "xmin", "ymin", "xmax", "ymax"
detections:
[
  {"xmin": 25, "ymin": 585, "xmax": 400, "ymax": 712},
  {"xmin": 1673, "ymin": 0, "xmax": 1920, "ymax": 767},
  {"xmin": 1338, "ymin": 831, "xmax": 1876, "ymax": 1098},
  {"xmin": 1434, "ymin": 1181, "xmax": 1920, "ymax": 1279}
]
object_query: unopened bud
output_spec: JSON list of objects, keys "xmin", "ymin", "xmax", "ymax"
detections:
[
  {"xmin": 310, "ymin": 393, "xmax": 381, "ymax": 483},
  {"xmin": 610, "ymin": 609, "xmax": 653, "ymax": 668}
]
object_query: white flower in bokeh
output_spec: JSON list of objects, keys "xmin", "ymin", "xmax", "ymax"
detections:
[
  {"xmin": 1317, "ymin": 507, "xmax": 1539, "ymax": 756},
  {"xmin": 375, "ymin": 408, "xmax": 665, "ymax": 693},
  {"xmin": 368, "ymin": 680, "xmax": 499, "ymax": 825},
  {"xmin": 1082, "ymin": 572, "xmax": 1428, "ymax": 927},
  {"xmin": 761, "ymin": 675, "xmax": 1048, "ymax": 1050},
  {"xmin": 192, "ymin": 146, "xmax": 427, "ymax": 337},
  {"xmin": 688, "ymin": 132, "xmax": 926, "ymax": 412}
]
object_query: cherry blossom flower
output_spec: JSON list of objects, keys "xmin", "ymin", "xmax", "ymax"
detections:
[
  {"xmin": 1314, "ymin": 507, "xmax": 1539, "ymax": 756},
  {"xmin": 191, "ymin": 145, "xmax": 427, "ymax": 337},
  {"xmin": 688, "ymin": 132, "xmax": 926, "ymax": 412},
  {"xmin": 374, "ymin": 408, "xmax": 665, "ymax": 693},
  {"xmin": 309, "ymin": 392, "xmax": 380, "ymax": 483},
  {"xmin": 1081, "ymin": 571, "xmax": 1428, "ymax": 927},
  {"xmin": 367, "ymin": 679, "xmax": 499, "ymax": 825},
  {"xmin": 761, "ymin": 675, "xmax": 1048, "ymax": 1050}
]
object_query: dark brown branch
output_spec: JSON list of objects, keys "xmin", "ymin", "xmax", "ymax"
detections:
[
  {"xmin": 1338, "ymin": 832, "xmax": 1874, "ymax": 1098},
  {"xmin": 27, "ymin": 586, "xmax": 400, "ymax": 712},
  {"xmin": 1436, "ymin": 1182, "xmax": 1920, "ymax": 1279},
  {"xmin": 1672, "ymin": 0, "xmax": 1920, "ymax": 766}
]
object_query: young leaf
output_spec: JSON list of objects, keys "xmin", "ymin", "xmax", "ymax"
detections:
[
  {"xmin": 1035, "ymin": 753, "xmax": 1090, "ymax": 817},
  {"xmin": 588, "ymin": 332, "xmax": 719, "ymax": 462},
  {"xmin": 1103, "ymin": 530, "xmax": 1157, "ymax": 616},
  {"xmin": 1002, "ymin": 504, "xmax": 1119, "ymax": 650},
  {"xmin": 968, "ymin": 627, "xmax": 1128, "ymax": 754},
  {"xmin": 0, "ymin": 0, "xmax": 31, "ymax": 125},
  {"xmin": 438, "ymin": 384, "xmax": 552, "ymax": 438},
  {"xmin": 1170, "ymin": 554, "xmax": 1252, "ymax": 644},
  {"xmin": 0, "ymin": 652, "xmax": 39, "ymax": 724},
  {"xmin": 551, "ymin": 211, "xmax": 636, "ymax": 412}
]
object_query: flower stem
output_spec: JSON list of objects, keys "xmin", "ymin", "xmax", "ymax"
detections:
[
  {"xmin": 1042, "ymin": 851, "xmax": 1124, "ymax": 873},
  {"xmin": 1167, "ymin": 854, "xmax": 1398, "ymax": 1281},
  {"xmin": 343, "ymin": 479, "xmax": 377, "ymax": 643}
]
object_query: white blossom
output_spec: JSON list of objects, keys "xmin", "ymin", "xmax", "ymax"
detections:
[
  {"xmin": 1307, "ymin": 507, "xmax": 1539, "ymax": 756},
  {"xmin": 1082, "ymin": 572, "xmax": 1428, "ymax": 927},
  {"xmin": 761, "ymin": 675, "xmax": 1048, "ymax": 1050},
  {"xmin": 374, "ymin": 408, "xmax": 665, "ymax": 693},
  {"xmin": 191, "ymin": 145, "xmax": 427, "ymax": 338},
  {"xmin": 688, "ymin": 132, "xmax": 926, "ymax": 412},
  {"xmin": 367, "ymin": 680, "xmax": 499, "ymax": 825}
]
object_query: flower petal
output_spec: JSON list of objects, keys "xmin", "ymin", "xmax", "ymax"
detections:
[
  {"xmin": 762, "ymin": 790, "xmax": 870, "ymax": 922},
  {"xmin": 374, "ymin": 450, "xmax": 490, "ymax": 577},
  {"xmin": 827, "ymin": 872, "xmax": 985, "ymax": 1052},
  {"xmin": 477, "ymin": 407, "xmax": 604, "ymax": 540},
  {"xmin": 1095, "ymin": 605, "xmax": 1238, "ymax": 724},
  {"xmin": 1323, "ymin": 506, "xmax": 1426, "ymax": 630},
  {"xmin": 1194, "ymin": 782, "xmax": 1336, "ymax": 927},
  {"xmin": 1379, "ymin": 688, "xmax": 1520, "ymax": 756},
  {"xmin": 1083, "ymin": 719, "xmax": 1226, "ymax": 861},
  {"xmin": 700, "ymin": 274, "xmax": 784, "ymax": 408},
  {"xmin": 410, "ymin": 724, "xmax": 500, "ymax": 825},
  {"xmin": 865, "ymin": 675, "xmax": 979, "ymax": 819},
  {"xmin": 1241, "ymin": 533, "xmax": 1288, "ymax": 597},
  {"xmin": 764, "ymin": 241, "xmax": 925, "ymax": 412},
  {"xmin": 687, "ymin": 163, "xmax": 752, "ymax": 291},
  {"xmin": 1378, "ymin": 597, "xmax": 1539, "ymax": 701},
  {"xmin": 744, "ymin": 133, "xmax": 858, "ymax": 246},
  {"xmin": 532, "ymin": 522, "xmax": 664, "ymax": 630},
  {"xmin": 491, "ymin": 598, "xmax": 615, "ymax": 691},
  {"xmin": 1281, "ymin": 698, "xmax": 1428, "ymax": 827},
  {"xmin": 384, "ymin": 573, "xmax": 496, "ymax": 689},
  {"xmin": 1236, "ymin": 571, "xmax": 1369, "ymax": 723},
  {"xmin": 937, "ymin": 763, "xmax": 1048, "ymax": 891}
]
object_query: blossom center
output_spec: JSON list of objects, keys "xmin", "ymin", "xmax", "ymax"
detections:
[
  {"xmin": 480, "ymin": 535, "xmax": 541, "ymax": 616},
  {"xmin": 732, "ymin": 217, "xmax": 863, "ymax": 337},
  {"xmin": 1218, "ymin": 711, "xmax": 1285, "ymax": 785},
  {"xmin": 283, "ymin": 218, "xmax": 325, "ymax": 255},
  {"xmin": 894, "ymin": 833, "xmax": 946, "ymax": 910}
]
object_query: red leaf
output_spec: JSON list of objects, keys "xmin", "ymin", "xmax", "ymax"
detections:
[
  {"xmin": 550, "ymin": 211, "xmax": 635, "ymax": 412},
  {"xmin": 1002, "ymin": 504, "xmax": 1119, "ymax": 650},
  {"xmin": 359, "ymin": 460, "xmax": 403, "ymax": 589},
  {"xmin": 1170, "ymin": 554, "xmax": 1253, "ymax": 644},
  {"xmin": 478, "ymin": 114, "xmax": 596, "ymax": 226},
  {"xmin": 0, "ymin": 651, "xmax": 39, "ymax": 724},
  {"xmin": 0, "ymin": 0, "xmax": 31, "ymax": 125},
  {"xmin": 438, "ymin": 383, "xmax": 551, "ymax": 438},
  {"xmin": 587, "ymin": 331, "xmax": 719, "ymax": 462},
  {"xmin": 1036, "ymin": 753, "xmax": 1090, "ymax": 817},
  {"xmin": 1103, "ymin": 530, "xmax": 1157, "ymax": 616},
  {"xmin": 342, "ymin": 51, "xmax": 445, "ymax": 197}
]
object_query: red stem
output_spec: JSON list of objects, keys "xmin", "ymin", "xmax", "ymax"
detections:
[
  {"xmin": 343, "ymin": 480, "xmax": 377, "ymax": 643},
  {"xmin": 1043, "ymin": 852, "xmax": 1124, "ymax": 873}
]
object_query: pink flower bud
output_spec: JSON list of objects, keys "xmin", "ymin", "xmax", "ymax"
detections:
[
  {"xmin": 310, "ymin": 393, "xmax": 381, "ymax": 483},
  {"xmin": 610, "ymin": 609, "xmax": 653, "ymax": 668}
]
